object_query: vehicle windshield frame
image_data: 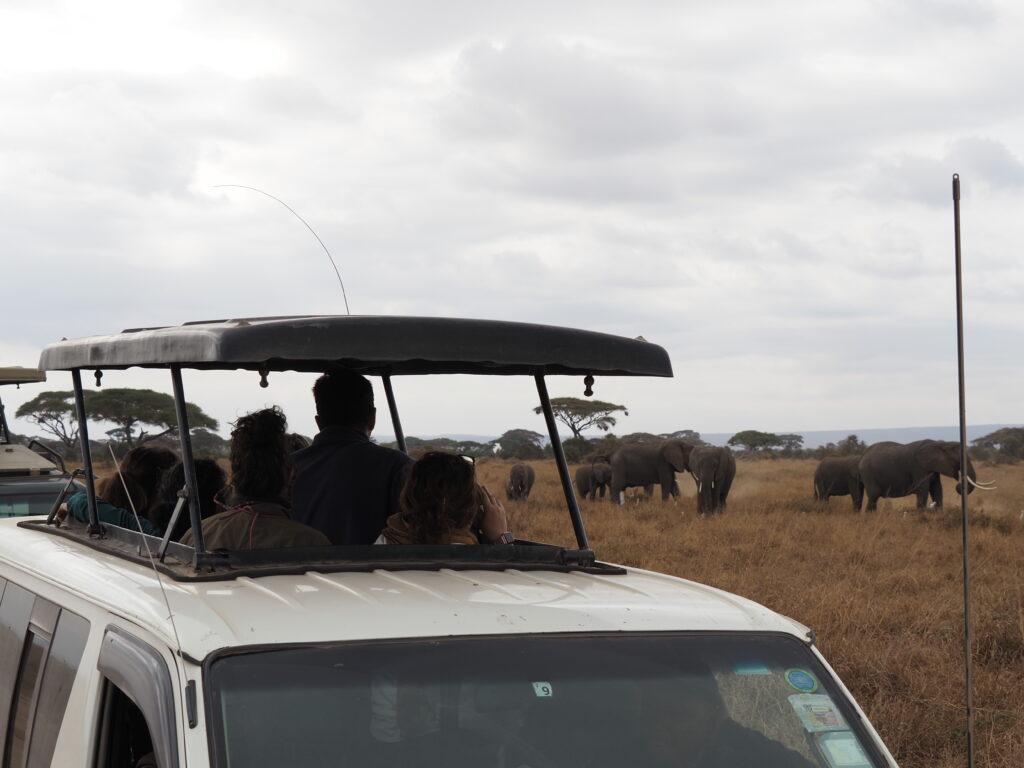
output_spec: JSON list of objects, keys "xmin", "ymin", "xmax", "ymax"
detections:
[{"xmin": 202, "ymin": 630, "xmax": 889, "ymax": 768}]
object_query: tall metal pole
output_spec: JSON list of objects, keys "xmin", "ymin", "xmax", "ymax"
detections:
[
  {"xmin": 953, "ymin": 173, "xmax": 975, "ymax": 768},
  {"xmin": 170, "ymin": 366, "xmax": 207, "ymax": 559},
  {"xmin": 535, "ymin": 375, "xmax": 589, "ymax": 550},
  {"xmin": 71, "ymin": 370, "xmax": 101, "ymax": 535},
  {"xmin": 382, "ymin": 375, "xmax": 407, "ymax": 454}
]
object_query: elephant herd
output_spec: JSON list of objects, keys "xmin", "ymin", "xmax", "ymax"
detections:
[
  {"xmin": 813, "ymin": 439, "xmax": 994, "ymax": 511},
  {"xmin": 503, "ymin": 437, "xmax": 994, "ymax": 516},
  {"xmin": 504, "ymin": 439, "xmax": 736, "ymax": 515}
]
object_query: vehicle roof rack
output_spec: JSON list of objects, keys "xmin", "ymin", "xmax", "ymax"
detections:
[
  {"xmin": 35, "ymin": 315, "xmax": 673, "ymax": 573},
  {"xmin": 18, "ymin": 518, "xmax": 626, "ymax": 582}
]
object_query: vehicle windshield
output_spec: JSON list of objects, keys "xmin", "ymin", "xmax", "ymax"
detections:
[
  {"xmin": 208, "ymin": 633, "xmax": 884, "ymax": 768},
  {"xmin": 0, "ymin": 485, "xmax": 62, "ymax": 517}
]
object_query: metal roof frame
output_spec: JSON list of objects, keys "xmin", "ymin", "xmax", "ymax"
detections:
[{"xmin": 34, "ymin": 315, "xmax": 674, "ymax": 574}]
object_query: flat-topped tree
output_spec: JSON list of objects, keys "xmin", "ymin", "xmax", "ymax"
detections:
[
  {"xmin": 534, "ymin": 397, "xmax": 628, "ymax": 444},
  {"xmin": 15, "ymin": 391, "xmax": 79, "ymax": 452},
  {"xmin": 85, "ymin": 388, "xmax": 218, "ymax": 448}
]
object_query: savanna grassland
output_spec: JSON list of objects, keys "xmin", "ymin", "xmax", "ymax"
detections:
[{"xmin": 476, "ymin": 458, "xmax": 1024, "ymax": 768}]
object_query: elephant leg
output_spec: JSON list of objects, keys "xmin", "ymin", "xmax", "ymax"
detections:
[
  {"xmin": 930, "ymin": 475, "xmax": 943, "ymax": 509},
  {"xmin": 851, "ymin": 483, "xmax": 863, "ymax": 512},
  {"xmin": 598, "ymin": 484, "xmax": 606, "ymax": 498},
  {"xmin": 915, "ymin": 486, "xmax": 929, "ymax": 508},
  {"xmin": 865, "ymin": 493, "xmax": 879, "ymax": 512}
]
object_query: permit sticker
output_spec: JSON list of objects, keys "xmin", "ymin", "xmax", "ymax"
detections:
[
  {"xmin": 788, "ymin": 694, "xmax": 848, "ymax": 733},
  {"xmin": 734, "ymin": 660, "xmax": 772, "ymax": 676},
  {"xmin": 816, "ymin": 731, "xmax": 872, "ymax": 767},
  {"xmin": 532, "ymin": 682, "xmax": 553, "ymax": 697},
  {"xmin": 784, "ymin": 668, "xmax": 819, "ymax": 692}
]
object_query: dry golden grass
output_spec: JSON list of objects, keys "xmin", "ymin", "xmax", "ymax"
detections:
[{"xmin": 477, "ymin": 458, "xmax": 1024, "ymax": 768}]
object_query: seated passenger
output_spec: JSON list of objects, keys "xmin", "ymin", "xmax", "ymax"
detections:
[
  {"xmin": 181, "ymin": 408, "xmax": 330, "ymax": 550},
  {"xmin": 292, "ymin": 371, "xmax": 413, "ymax": 545},
  {"xmin": 376, "ymin": 452, "xmax": 512, "ymax": 545},
  {"xmin": 640, "ymin": 668, "xmax": 815, "ymax": 768},
  {"xmin": 149, "ymin": 458, "xmax": 228, "ymax": 542},
  {"xmin": 62, "ymin": 444, "xmax": 178, "ymax": 536}
]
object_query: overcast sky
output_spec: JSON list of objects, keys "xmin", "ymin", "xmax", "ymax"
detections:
[{"xmin": 2, "ymin": 0, "xmax": 1022, "ymax": 443}]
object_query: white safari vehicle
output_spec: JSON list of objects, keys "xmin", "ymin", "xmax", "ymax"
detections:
[{"xmin": 0, "ymin": 317, "xmax": 897, "ymax": 768}]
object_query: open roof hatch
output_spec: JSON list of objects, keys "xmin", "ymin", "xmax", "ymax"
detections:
[{"xmin": 27, "ymin": 316, "xmax": 673, "ymax": 578}]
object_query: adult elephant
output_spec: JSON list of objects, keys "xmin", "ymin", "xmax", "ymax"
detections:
[
  {"xmin": 686, "ymin": 446, "xmax": 736, "ymax": 515},
  {"xmin": 609, "ymin": 440, "xmax": 690, "ymax": 504},
  {"xmin": 858, "ymin": 440, "xmax": 992, "ymax": 512},
  {"xmin": 813, "ymin": 456, "xmax": 863, "ymax": 511},
  {"xmin": 575, "ymin": 462, "xmax": 612, "ymax": 500},
  {"xmin": 506, "ymin": 463, "xmax": 536, "ymax": 501}
]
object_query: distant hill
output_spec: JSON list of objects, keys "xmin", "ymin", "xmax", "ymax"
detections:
[{"xmin": 376, "ymin": 426, "xmax": 1023, "ymax": 450}]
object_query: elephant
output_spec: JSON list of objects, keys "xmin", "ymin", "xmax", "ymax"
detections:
[
  {"xmin": 609, "ymin": 440, "xmax": 691, "ymax": 504},
  {"xmin": 813, "ymin": 456, "xmax": 864, "ymax": 511},
  {"xmin": 685, "ymin": 446, "xmax": 736, "ymax": 515},
  {"xmin": 506, "ymin": 463, "xmax": 536, "ymax": 500},
  {"xmin": 857, "ymin": 440, "xmax": 991, "ymax": 512},
  {"xmin": 575, "ymin": 462, "xmax": 612, "ymax": 500}
]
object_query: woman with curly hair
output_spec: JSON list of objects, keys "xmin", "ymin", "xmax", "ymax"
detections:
[
  {"xmin": 181, "ymin": 407, "xmax": 329, "ymax": 550},
  {"xmin": 377, "ymin": 451, "xmax": 512, "ymax": 545}
]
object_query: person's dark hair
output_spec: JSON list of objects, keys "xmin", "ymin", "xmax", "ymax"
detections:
[
  {"xmin": 230, "ymin": 407, "xmax": 291, "ymax": 502},
  {"xmin": 151, "ymin": 459, "xmax": 228, "ymax": 541},
  {"xmin": 286, "ymin": 432, "xmax": 312, "ymax": 452},
  {"xmin": 313, "ymin": 371, "xmax": 374, "ymax": 429},
  {"xmin": 98, "ymin": 444, "xmax": 179, "ymax": 516},
  {"xmin": 398, "ymin": 452, "xmax": 477, "ymax": 544}
]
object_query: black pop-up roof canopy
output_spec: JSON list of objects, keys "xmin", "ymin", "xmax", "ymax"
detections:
[{"xmin": 32, "ymin": 316, "xmax": 673, "ymax": 578}]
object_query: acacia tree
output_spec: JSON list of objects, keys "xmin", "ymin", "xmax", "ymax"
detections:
[
  {"xmin": 491, "ymin": 429, "xmax": 546, "ymax": 460},
  {"xmin": 85, "ymin": 388, "xmax": 218, "ymax": 448},
  {"xmin": 533, "ymin": 398, "xmax": 628, "ymax": 444},
  {"xmin": 14, "ymin": 391, "xmax": 79, "ymax": 452},
  {"xmin": 727, "ymin": 429, "xmax": 784, "ymax": 453}
]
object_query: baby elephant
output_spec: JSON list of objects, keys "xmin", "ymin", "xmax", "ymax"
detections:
[
  {"xmin": 575, "ymin": 462, "xmax": 612, "ymax": 500},
  {"xmin": 506, "ymin": 463, "xmax": 536, "ymax": 500},
  {"xmin": 813, "ymin": 456, "xmax": 863, "ymax": 511}
]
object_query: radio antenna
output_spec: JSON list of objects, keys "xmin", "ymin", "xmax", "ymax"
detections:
[
  {"xmin": 213, "ymin": 184, "xmax": 351, "ymax": 314},
  {"xmin": 952, "ymin": 173, "xmax": 975, "ymax": 768}
]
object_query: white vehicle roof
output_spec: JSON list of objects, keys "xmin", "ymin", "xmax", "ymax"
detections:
[{"xmin": 0, "ymin": 519, "xmax": 808, "ymax": 661}]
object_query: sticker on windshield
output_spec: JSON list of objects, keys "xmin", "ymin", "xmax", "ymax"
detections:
[
  {"xmin": 784, "ymin": 668, "xmax": 819, "ymax": 692},
  {"xmin": 532, "ymin": 682, "xmax": 553, "ymax": 697},
  {"xmin": 788, "ymin": 693, "xmax": 848, "ymax": 733},
  {"xmin": 734, "ymin": 660, "xmax": 772, "ymax": 675},
  {"xmin": 816, "ymin": 731, "xmax": 872, "ymax": 767}
]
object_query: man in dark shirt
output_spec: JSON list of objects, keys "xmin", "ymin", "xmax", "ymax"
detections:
[{"xmin": 292, "ymin": 371, "xmax": 413, "ymax": 545}]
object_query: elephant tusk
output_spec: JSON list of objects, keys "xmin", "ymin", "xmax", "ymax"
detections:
[{"xmin": 966, "ymin": 476, "xmax": 997, "ymax": 491}]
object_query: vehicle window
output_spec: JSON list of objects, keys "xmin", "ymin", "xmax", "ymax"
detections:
[
  {"xmin": 5, "ymin": 628, "xmax": 51, "ymax": 768},
  {"xmin": 95, "ymin": 682, "xmax": 158, "ymax": 768},
  {"xmin": 26, "ymin": 610, "xmax": 90, "ymax": 768},
  {"xmin": 208, "ymin": 634, "xmax": 884, "ymax": 768},
  {"xmin": 0, "ymin": 583, "xmax": 35, "ymax": 745},
  {"xmin": 0, "ymin": 493, "xmax": 55, "ymax": 518}
]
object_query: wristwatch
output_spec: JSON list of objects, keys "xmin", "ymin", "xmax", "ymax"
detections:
[{"xmin": 493, "ymin": 532, "xmax": 515, "ymax": 545}]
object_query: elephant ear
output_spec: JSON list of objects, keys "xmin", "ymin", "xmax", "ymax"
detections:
[
  {"xmin": 660, "ymin": 441, "xmax": 690, "ymax": 472},
  {"xmin": 913, "ymin": 441, "xmax": 957, "ymax": 477}
]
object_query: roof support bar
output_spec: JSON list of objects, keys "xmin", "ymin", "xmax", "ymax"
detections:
[
  {"xmin": 382, "ymin": 375, "xmax": 407, "ymax": 455},
  {"xmin": 535, "ymin": 374, "xmax": 589, "ymax": 550},
  {"xmin": 169, "ymin": 366, "xmax": 207, "ymax": 560},
  {"xmin": 71, "ymin": 370, "xmax": 101, "ymax": 534}
]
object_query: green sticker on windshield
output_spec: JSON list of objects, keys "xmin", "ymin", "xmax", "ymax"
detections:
[{"xmin": 532, "ymin": 682, "xmax": 553, "ymax": 697}]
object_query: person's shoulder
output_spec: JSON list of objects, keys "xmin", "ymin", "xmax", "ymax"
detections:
[{"xmin": 366, "ymin": 441, "xmax": 412, "ymax": 463}]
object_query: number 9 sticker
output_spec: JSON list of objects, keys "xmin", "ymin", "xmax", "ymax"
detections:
[{"xmin": 532, "ymin": 682, "xmax": 553, "ymax": 697}]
